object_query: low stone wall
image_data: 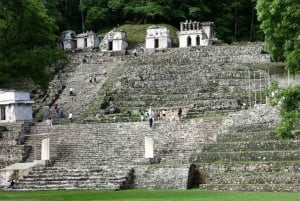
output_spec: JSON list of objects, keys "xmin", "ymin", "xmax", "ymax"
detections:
[{"xmin": 133, "ymin": 165, "xmax": 190, "ymax": 189}]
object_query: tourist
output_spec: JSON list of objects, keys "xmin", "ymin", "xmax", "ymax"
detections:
[
  {"xmin": 46, "ymin": 116, "xmax": 52, "ymax": 127},
  {"xmin": 9, "ymin": 178, "xmax": 17, "ymax": 188},
  {"xmin": 148, "ymin": 110, "xmax": 154, "ymax": 128},
  {"xmin": 93, "ymin": 74, "xmax": 97, "ymax": 83},
  {"xmin": 133, "ymin": 48, "xmax": 137, "ymax": 56},
  {"xmin": 178, "ymin": 108, "xmax": 182, "ymax": 121},
  {"xmin": 54, "ymin": 103, "xmax": 58, "ymax": 112},
  {"xmin": 89, "ymin": 76, "xmax": 92, "ymax": 83},
  {"xmin": 68, "ymin": 112, "xmax": 73, "ymax": 122},
  {"xmin": 69, "ymin": 87, "xmax": 74, "ymax": 96},
  {"xmin": 155, "ymin": 110, "xmax": 160, "ymax": 121},
  {"xmin": 162, "ymin": 109, "xmax": 166, "ymax": 121}
]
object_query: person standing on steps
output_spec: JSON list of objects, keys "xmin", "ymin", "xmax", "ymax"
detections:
[
  {"xmin": 69, "ymin": 87, "xmax": 74, "ymax": 96},
  {"xmin": 89, "ymin": 75, "xmax": 92, "ymax": 83},
  {"xmin": 178, "ymin": 108, "xmax": 183, "ymax": 121},
  {"xmin": 93, "ymin": 74, "xmax": 97, "ymax": 83},
  {"xmin": 68, "ymin": 112, "xmax": 73, "ymax": 122},
  {"xmin": 148, "ymin": 109, "xmax": 154, "ymax": 128}
]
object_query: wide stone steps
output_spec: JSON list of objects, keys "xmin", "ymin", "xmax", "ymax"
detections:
[
  {"xmin": 15, "ymin": 166, "xmax": 132, "ymax": 191},
  {"xmin": 190, "ymin": 150, "xmax": 300, "ymax": 163},
  {"xmin": 217, "ymin": 131, "xmax": 277, "ymax": 142},
  {"xmin": 201, "ymin": 161, "xmax": 300, "ymax": 173},
  {"xmin": 201, "ymin": 140, "xmax": 300, "ymax": 152},
  {"xmin": 200, "ymin": 184, "xmax": 300, "ymax": 192},
  {"xmin": 205, "ymin": 172, "xmax": 300, "ymax": 184}
]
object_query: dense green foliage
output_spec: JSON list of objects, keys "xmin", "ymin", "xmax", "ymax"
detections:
[
  {"xmin": 0, "ymin": 0, "xmax": 66, "ymax": 89},
  {"xmin": 268, "ymin": 81, "xmax": 300, "ymax": 139},
  {"xmin": 43, "ymin": 0, "xmax": 263, "ymax": 43},
  {"xmin": 257, "ymin": 0, "xmax": 300, "ymax": 139},
  {"xmin": 1, "ymin": 189, "xmax": 300, "ymax": 201},
  {"xmin": 257, "ymin": 0, "xmax": 300, "ymax": 74}
]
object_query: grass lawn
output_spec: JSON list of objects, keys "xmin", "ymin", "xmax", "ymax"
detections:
[{"xmin": 1, "ymin": 189, "xmax": 300, "ymax": 201}]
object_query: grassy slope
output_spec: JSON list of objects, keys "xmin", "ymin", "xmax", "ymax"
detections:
[{"xmin": 1, "ymin": 190, "xmax": 300, "ymax": 201}]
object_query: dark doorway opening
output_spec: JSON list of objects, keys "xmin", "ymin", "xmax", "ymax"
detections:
[
  {"xmin": 0, "ymin": 106, "xmax": 6, "ymax": 120},
  {"xmin": 187, "ymin": 164, "xmax": 206, "ymax": 189},
  {"xmin": 196, "ymin": 35, "xmax": 200, "ymax": 46},
  {"xmin": 108, "ymin": 41, "xmax": 113, "ymax": 50},
  {"xmin": 154, "ymin": 39, "xmax": 159, "ymax": 48},
  {"xmin": 187, "ymin": 36, "xmax": 192, "ymax": 47}
]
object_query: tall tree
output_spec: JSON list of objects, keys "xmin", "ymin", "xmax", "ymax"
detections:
[
  {"xmin": 0, "ymin": 0, "xmax": 66, "ymax": 89},
  {"xmin": 257, "ymin": 0, "xmax": 300, "ymax": 74}
]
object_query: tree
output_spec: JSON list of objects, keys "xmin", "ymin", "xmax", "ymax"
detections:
[
  {"xmin": 269, "ymin": 83, "xmax": 300, "ymax": 139},
  {"xmin": 257, "ymin": 0, "xmax": 300, "ymax": 74},
  {"xmin": 0, "ymin": 0, "xmax": 66, "ymax": 89}
]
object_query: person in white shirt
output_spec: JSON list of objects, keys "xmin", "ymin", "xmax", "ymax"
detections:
[{"xmin": 68, "ymin": 113, "xmax": 73, "ymax": 122}]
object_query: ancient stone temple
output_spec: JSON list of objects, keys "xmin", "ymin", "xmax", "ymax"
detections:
[
  {"xmin": 99, "ymin": 28, "xmax": 128, "ymax": 53},
  {"xmin": 76, "ymin": 31, "xmax": 100, "ymax": 49},
  {"xmin": 0, "ymin": 90, "xmax": 34, "ymax": 122},
  {"xmin": 177, "ymin": 20, "xmax": 215, "ymax": 47},
  {"xmin": 58, "ymin": 30, "xmax": 77, "ymax": 50},
  {"xmin": 145, "ymin": 25, "xmax": 171, "ymax": 49}
]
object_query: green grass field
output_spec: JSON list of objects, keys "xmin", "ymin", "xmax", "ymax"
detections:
[{"xmin": 1, "ymin": 189, "xmax": 300, "ymax": 201}]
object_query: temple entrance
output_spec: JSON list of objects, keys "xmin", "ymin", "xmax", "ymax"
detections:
[
  {"xmin": 196, "ymin": 35, "xmax": 200, "ymax": 46},
  {"xmin": 187, "ymin": 164, "xmax": 206, "ymax": 189},
  {"xmin": 108, "ymin": 41, "xmax": 113, "ymax": 50},
  {"xmin": 84, "ymin": 38, "xmax": 87, "ymax": 47},
  {"xmin": 187, "ymin": 36, "xmax": 192, "ymax": 47},
  {"xmin": 0, "ymin": 106, "xmax": 5, "ymax": 120},
  {"xmin": 154, "ymin": 39, "xmax": 159, "ymax": 48}
]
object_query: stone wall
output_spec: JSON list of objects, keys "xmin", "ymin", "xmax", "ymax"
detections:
[{"xmin": 134, "ymin": 165, "xmax": 189, "ymax": 189}]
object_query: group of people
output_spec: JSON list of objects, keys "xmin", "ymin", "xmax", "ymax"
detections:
[
  {"xmin": 89, "ymin": 74, "xmax": 97, "ymax": 83},
  {"xmin": 144, "ymin": 108, "xmax": 183, "ymax": 128}
]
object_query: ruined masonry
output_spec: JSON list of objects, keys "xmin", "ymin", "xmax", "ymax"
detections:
[{"xmin": 1, "ymin": 43, "xmax": 300, "ymax": 192}]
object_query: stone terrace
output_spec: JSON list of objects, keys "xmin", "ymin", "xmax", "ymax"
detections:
[
  {"xmin": 15, "ymin": 117, "xmax": 221, "ymax": 190},
  {"xmin": 190, "ymin": 105, "xmax": 300, "ymax": 192},
  {"xmin": 92, "ymin": 43, "xmax": 271, "ymax": 122}
]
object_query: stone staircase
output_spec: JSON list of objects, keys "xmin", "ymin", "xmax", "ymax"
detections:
[
  {"xmin": 33, "ymin": 51, "xmax": 127, "ymax": 122},
  {"xmin": 10, "ymin": 116, "xmax": 221, "ymax": 190},
  {"xmin": 52, "ymin": 52, "xmax": 126, "ymax": 122},
  {"xmin": 90, "ymin": 43, "xmax": 271, "ymax": 122},
  {"xmin": 189, "ymin": 105, "xmax": 300, "ymax": 192},
  {"xmin": 15, "ymin": 166, "xmax": 134, "ymax": 191}
]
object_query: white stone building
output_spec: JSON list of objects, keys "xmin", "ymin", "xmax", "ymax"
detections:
[
  {"xmin": 58, "ymin": 30, "xmax": 77, "ymax": 50},
  {"xmin": 145, "ymin": 26, "xmax": 171, "ymax": 49},
  {"xmin": 76, "ymin": 31, "xmax": 100, "ymax": 49},
  {"xmin": 177, "ymin": 20, "xmax": 215, "ymax": 48},
  {"xmin": 99, "ymin": 28, "xmax": 128, "ymax": 52},
  {"xmin": 0, "ymin": 90, "xmax": 34, "ymax": 122}
]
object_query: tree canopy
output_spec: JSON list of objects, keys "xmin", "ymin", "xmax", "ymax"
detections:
[
  {"xmin": 257, "ymin": 0, "xmax": 300, "ymax": 74},
  {"xmin": 0, "ymin": 0, "xmax": 66, "ymax": 89},
  {"xmin": 43, "ymin": 0, "xmax": 263, "ymax": 43}
]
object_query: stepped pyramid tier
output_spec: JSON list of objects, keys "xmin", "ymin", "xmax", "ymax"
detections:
[
  {"xmin": 189, "ymin": 105, "xmax": 300, "ymax": 192},
  {"xmin": 4, "ymin": 43, "xmax": 300, "ymax": 192},
  {"xmin": 86, "ymin": 43, "xmax": 271, "ymax": 122}
]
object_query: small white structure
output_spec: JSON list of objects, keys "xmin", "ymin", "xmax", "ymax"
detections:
[
  {"xmin": 99, "ymin": 28, "xmax": 128, "ymax": 52},
  {"xmin": 58, "ymin": 30, "xmax": 77, "ymax": 50},
  {"xmin": 41, "ymin": 138, "xmax": 50, "ymax": 161},
  {"xmin": 76, "ymin": 31, "xmax": 100, "ymax": 49},
  {"xmin": 0, "ymin": 90, "xmax": 34, "ymax": 122},
  {"xmin": 177, "ymin": 20, "xmax": 215, "ymax": 48},
  {"xmin": 145, "ymin": 26, "xmax": 171, "ymax": 49},
  {"xmin": 144, "ymin": 136, "xmax": 154, "ymax": 159}
]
